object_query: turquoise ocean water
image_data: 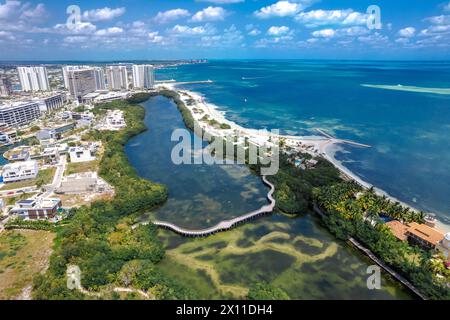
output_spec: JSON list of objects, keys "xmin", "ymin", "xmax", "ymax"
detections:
[{"xmin": 157, "ymin": 60, "xmax": 450, "ymax": 225}]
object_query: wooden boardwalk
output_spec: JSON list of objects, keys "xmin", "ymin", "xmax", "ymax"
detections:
[{"xmin": 153, "ymin": 176, "xmax": 276, "ymax": 237}]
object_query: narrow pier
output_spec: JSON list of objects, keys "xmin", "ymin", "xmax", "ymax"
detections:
[
  {"xmin": 153, "ymin": 175, "xmax": 276, "ymax": 237},
  {"xmin": 173, "ymin": 80, "xmax": 213, "ymax": 86},
  {"xmin": 315, "ymin": 128, "xmax": 371, "ymax": 148}
]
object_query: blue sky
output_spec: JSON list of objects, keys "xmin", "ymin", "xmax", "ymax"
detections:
[{"xmin": 0, "ymin": 0, "xmax": 449, "ymax": 60}]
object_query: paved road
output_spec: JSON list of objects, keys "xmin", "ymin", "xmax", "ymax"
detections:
[{"xmin": 42, "ymin": 155, "xmax": 67, "ymax": 198}]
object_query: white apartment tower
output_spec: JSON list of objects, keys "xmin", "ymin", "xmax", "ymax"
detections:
[
  {"xmin": 106, "ymin": 66, "xmax": 129, "ymax": 90},
  {"xmin": 132, "ymin": 65, "xmax": 155, "ymax": 89},
  {"xmin": 17, "ymin": 66, "xmax": 50, "ymax": 92},
  {"xmin": 93, "ymin": 67, "xmax": 106, "ymax": 90}
]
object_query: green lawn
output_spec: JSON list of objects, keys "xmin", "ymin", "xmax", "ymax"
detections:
[{"xmin": 66, "ymin": 160, "xmax": 99, "ymax": 175}]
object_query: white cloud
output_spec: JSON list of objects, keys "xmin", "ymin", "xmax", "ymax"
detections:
[
  {"xmin": 148, "ymin": 31, "xmax": 164, "ymax": 43},
  {"xmin": 0, "ymin": 0, "xmax": 21, "ymax": 19},
  {"xmin": 312, "ymin": 28, "xmax": 335, "ymax": 38},
  {"xmin": 171, "ymin": 24, "xmax": 216, "ymax": 36},
  {"xmin": 295, "ymin": 9, "xmax": 367, "ymax": 27},
  {"xmin": 0, "ymin": 30, "xmax": 15, "ymax": 40},
  {"xmin": 20, "ymin": 3, "xmax": 47, "ymax": 20},
  {"xmin": 424, "ymin": 14, "xmax": 450, "ymax": 26},
  {"xmin": 248, "ymin": 28, "xmax": 261, "ymax": 36},
  {"xmin": 255, "ymin": 0, "xmax": 314, "ymax": 19},
  {"xmin": 82, "ymin": 7, "xmax": 126, "ymax": 22},
  {"xmin": 53, "ymin": 22, "xmax": 97, "ymax": 35},
  {"xmin": 397, "ymin": 27, "xmax": 415, "ymax": 38},
  {"xmin": 64, "ymin": 36, "xmax": 88, "ymax": 44},
  {"xmin": 95, "ymin": 27, "xmax": 124, "ymax": 36},
  {"xmin": 197, "ymin": 0, "xmax": 244, "ymax": 3},
  {"xmin": 191, "ymin": 6, "xmax": 227, "ymax": 22},
  {"xmin": 357, "ymin": 32, "xmax": 389, "ymax": 44},
  {"xmin": 444, "ymin": 2, "xmax": 450, "ymax": 12},
  {"xmin": 312, "ymin": 26, "xmax": 369, "ymax": 38},
  {"xmin": 154, "ymin": 9, "xmax": 190, "ymax": 24},
  {"xmin": 267, "ymin": 26, "xmax": 290, "ymax": 36},
  {"xmin": 200, "ymin": 24, "xmax": 243, "ymax": 47}
]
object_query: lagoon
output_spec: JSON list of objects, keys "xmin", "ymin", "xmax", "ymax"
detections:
[{"xmin": 125, "ymin": 95, "xmax": 414, "ymax": 299}]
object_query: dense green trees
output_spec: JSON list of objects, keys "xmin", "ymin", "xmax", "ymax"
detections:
[
  {"xmin": 267, "ymin": 153, "xmax": 341, "ymax": 214},
  {"xmin": 247, "ymin": 282, "xmax": 290, "ymax": 300},
  {"xmin": 32, "ymin": 95, "xmax": 195, "ymax": 300}
]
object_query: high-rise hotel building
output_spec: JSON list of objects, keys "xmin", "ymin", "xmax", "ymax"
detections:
[
  {"xmin": 132, "ymin": 65, "xmax": 155, "ymax": 89},
  {"xmin": 63, "ymin": 66, "xmax": 106, "ymax": 101},
  {"xmin": 106, "ymin": 66, "xmax": 129, "ymax": 90},
  {"xmin": 0, "ymin": 77, "xmax": 12, "ymax": 96},
  {"xmin": 17, "ymin": 66, "xmax": 50, "ymax": 92}
]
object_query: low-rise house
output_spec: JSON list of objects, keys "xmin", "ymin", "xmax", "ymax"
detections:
[
  {"xmin": 11, "ymin": 197, "xmax": 62, "ymax": 220},
  {"xmin": 0, "ymin": 127, "xmax": 18, "ymax": 145},
  {"xmin": 68, "ymin": 145, "xmax": 95, "ymax": 163},
  {"xmin": 386, "ymin": 220, "xmax": 409, "ymax": 241},
  {"xmin": 1, "ymin": 160, "xmax": 38, "ymax": 183},
  {"xmin": 41, "ymin": 147, "xmax": 60, "ymax": 164},
  {"xmin": 8, "ymin": 149, "xmax": 31, "ymax": 162},
  {"xmin": 105, "ymin": 110, "xmax": 126, "ymax": 130}
]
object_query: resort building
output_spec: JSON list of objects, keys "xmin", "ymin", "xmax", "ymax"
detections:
[
  {"xmin": 62, "ymin": 65, "xmax": 89, "ymax": 89},
  {"xmin": 106, "ymin": 65, "xmax": 129, "ymax": 90},
  {"xmin": 405, "ymin": 222, "xmax": 445, "ymax": 250},
  {"xmin": 132, "ymin": 64, "xmax": 155, "ymax": 89},
  {"xmin": 1, "ymin": 160, "xmax": 39, "ymax": 183},
  {"xmin": 0, "ymin": 77, "xmax": 12, "ymax": 96},
  {"xmin": 35, "ymin": 92, "xmax": 67, "ymax": 112},
  {"xmin": 68, "ymin": 146, "xmax": 96, "ymax": 163},
  {"xmin": 0, "ymin": 101, "xmax": 41, "ymax": 127},
  {"xmin": 17, "ymin": 66, "xmax": 50, "ymax": 92},
  {"xmin": 11, "ymin": 197, "xmax": 62, "ymax": 220},
  {"xmin": 386, "ymin": 220, "xmax": 409, "ymax": 241},
  {"xmin": 65, "ymin": 66, "xmax": 105, "ymax": 102}
]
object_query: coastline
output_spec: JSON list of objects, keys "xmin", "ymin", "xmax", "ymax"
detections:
[{"xmin": 159, "ymin": 83, "xmax": 450, "ymax": 233}]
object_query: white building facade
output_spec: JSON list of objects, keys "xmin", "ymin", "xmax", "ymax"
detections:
[
  {"xmin": 2, "ymin": 160, "xmax": 39, "ymax": 183},
  {"xmin": 69, "ymin": 146, "xmax": 96, "ymax": 163},
  {"xmin": 106, "ymin": 66, "xmax": 129, "ymax": 90},
  {"xmin": 0, "ymin": 101, "xmax": 41, "ymax": 127},
  {"xmin": 17, "ymin": 66, "xmax": 50, "ymax": 92},
  {"xmin": 132, "ymin": 65, "xmax": 155, "ymax": 89}
]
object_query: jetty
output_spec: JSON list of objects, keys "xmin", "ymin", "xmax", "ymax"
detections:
[
  {"xmin": 153, "ymin": 175, "xmax": 276, "ymax": 237},
  {"xmin": 172, "ymin": 80, "xmax": 213, "ymax": 86},
  {"xmin": 315, "ymin": 128, "xmax": 371, "ymax": 148}
]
